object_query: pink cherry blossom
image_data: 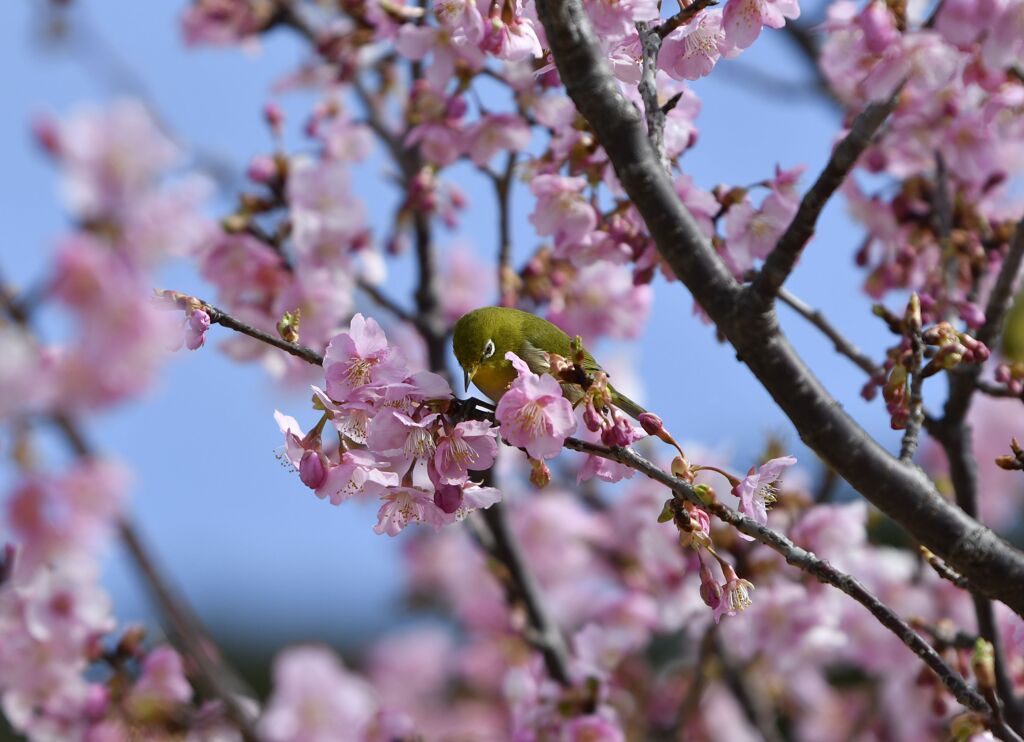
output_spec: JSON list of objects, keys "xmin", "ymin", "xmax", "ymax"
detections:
[
  {"xmin": 528, "ymin": 174, "xmax": 598, "ymax": 247},
  {"xmin": 713, "ymin": 565, "xmax": 756, "ymax": 623},
  {"xmin": 287, "ymin": 157, "xmax": 367, "ymax": 262},
  {"xmin": 494, "ymin": 352, "xmax": 577, "ymax": 460},
  {"xmin": 483, "ymin": 10, "xmax": 543, "ymax": 61},
  {"xmin": 366, "ymin": 409, "xmax": 440, "ymax": 471},
  {"xmin": 722, "ymin": 0, "xmax": 800, "ymax": 52},
  {"xmin": 722, "ymin": 181, "xmax": 799, "ymax": 274},
  {"xmin": 466, "ymin": 114, "xmax": 532, "ymax": 166},
  {"xmin": 374, "ymin": 486, "xmax": 452, "ymax": 536},
  {"xmin": 181, "ymin": 0, "xmax": 269, "ymax": 45},
  {"xmin": 323, "ymin": 314, "xmax": 408, "ymax": 402},
  {"xmin": 184, "ymin": 309, "xmax": 210, "ymax": 350},
  {"xmin": 433, "ymin": 420, "xmax": 500, "ymax": 484},
  {"xmin": 548, "ymin": 261, "xmax": 653, "ymax": 343},
  {"xmin": 439, "ymin": 247, "xmax": 496, "ymax": 325},
  {"xmin": 258, "ymin": 645, "xmax": 379, "ymax": 741},
  {"xmin": 660, "ymin": 11, "xmax": 727, "ymax": 81},
  {"xmin": 50, "ymin": 100, "xmax": 179, "ymax": 220},
  {"xmin": 317, "ymin": 451, "xmax": 399, "ymax": 506},
  {"xmin": 126, "ymin": 647, "xmax": 192, "ymax": 716},
  {"xmin": 732, "ymin": 455, "xmax": 797, "ymax": 527}
]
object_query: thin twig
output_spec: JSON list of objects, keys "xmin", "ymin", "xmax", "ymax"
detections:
[
  {"xmin": 655, "ymin": 0, "xmax": 718, "ymax": 38},
  {"xmin": 752, "ymin": 91, "xmax": 900, "ymax": 302},
  {"xmin": 356, "ymin": 279, "xmax": 419, "ymax": 328},
  {"xmin": 976, "ymin": 380, "xmax": 1024, "ymax": 400},
  {"xmin": 562, "ymin": 438, "xmax": 997, "ymax": 722},
  {"xmin": 778, "ymin": 287, "xmax": 880, "ymax": 376},
  {"xmin": 921, "ymin": 547, "xmax": 970, "ymax": 590},
  {"xmin": 162, "ymin": 293, "xmax": 326, "ymax": 366}
]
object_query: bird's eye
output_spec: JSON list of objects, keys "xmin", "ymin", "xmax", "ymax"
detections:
[{"xmin": 482, "ymin": 339, "xmax": 496, "ymax": 359}]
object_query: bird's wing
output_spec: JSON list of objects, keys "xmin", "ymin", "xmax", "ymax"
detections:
[{"xmin": 517, "ymin": 338, "xmax": 553, "ymax": 375}]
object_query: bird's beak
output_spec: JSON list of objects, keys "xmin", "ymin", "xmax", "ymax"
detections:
[{"xmin": 464, "ymin": 364, "xmax": 478, "ymax": 393}]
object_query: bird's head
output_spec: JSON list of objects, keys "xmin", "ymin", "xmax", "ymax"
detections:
[{"xmin": 452, "ymin": 307, "xmax": 509, "ymax": 393}]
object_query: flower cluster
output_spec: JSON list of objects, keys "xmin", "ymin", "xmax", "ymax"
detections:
[{"xmin": 278, "ymin": 314, "xmax": 502, "ymax": 535}]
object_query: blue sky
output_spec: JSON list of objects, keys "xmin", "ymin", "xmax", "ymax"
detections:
[{"xmin": 1, "ymin": 0, "xmax": 902, "ymax": 650}]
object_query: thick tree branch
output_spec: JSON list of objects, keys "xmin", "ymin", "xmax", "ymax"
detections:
[
  {"xmin": 752, "ymin": 93, "xmax": 899, "ymax": 302},
  {"xmin": 535, "ymin": 0, "xmax": 1024, "ymax": 616}
]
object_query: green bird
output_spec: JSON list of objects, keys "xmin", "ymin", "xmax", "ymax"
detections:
[{"xmin": 452, "ymin": 306, "xmax": 646, "ymax": 419}]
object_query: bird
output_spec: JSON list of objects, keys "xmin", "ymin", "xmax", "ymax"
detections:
[{"xmin": 452, "ymin": 306, "xmax": 646, "ymax": 419}]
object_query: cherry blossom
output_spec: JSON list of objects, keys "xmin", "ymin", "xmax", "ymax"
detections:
[{"xmin": 494, "ymin": 352, "xmax": 578, "ymax": 460}]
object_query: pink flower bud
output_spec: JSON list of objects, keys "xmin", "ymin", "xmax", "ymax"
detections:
[
  {"xmin": 264, "ymin": 101, "xmax": 285, "ymax": 132},
  {"xmin": 698, "ymin": 563, "xmax": 721, "ymax": 609},
  {"xmin": 583, "ymin": 399, "xmax": 603, "ymax": 432},
  {"xmin": 433, "ymin": 483, "xmax": 463, "ymax": 514},
  {"xmin": 638, "ymin": 412, "xmax": 664, "ymax": 436},
  {"xmin": 299, "ymin": 450, "xmax": 327, "ymax": 490},
  {"xmin": 959, "ymin": 301, "xmax": 986, "ymax": 329},
  {"xmin": 247, "ymin": 155, "xmax": 277, "ymax": 184},
  {"xmin": 529, "ymin": 458, "xmax": 551, "ymax": 488},
  {"xmin": 32, "ymin": 115, "xmax": 61, "ymax": 156},
  {"xmin": 185, "ymin": 309, "xmax": 211, "ymax": 350}
]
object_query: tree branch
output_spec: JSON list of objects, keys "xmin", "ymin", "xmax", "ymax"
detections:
[
  {"xmin": 928, "ymin": 218, "xmax": 1024, "ymax": 731},
  {"xmin": 471, "ymin": 500, "xmax": 573, "ymax": 684},
  {"xmin": 356, "ymin": 278, "xmax": 419, "ymax": 328},
  {"xmin": 163, "ymin": 294, "xmax": 326, "ymax": 366},
  {"xmin": 778, "ymin": 287, "xmax": 881, "ymax": 376},
  {"xmin": 752, "ymin": 93, "xmax": 899, "ymax": 303},
  {"xmin": 636, "ymin": 21, "xmax": 667, "ymax": 167},
  {"xmin": 563, "ymin": 438, "xmax": 1008, "ymax": 729},
  {"xmin": 0, "ymin": 281, "xmax": 259, "ymax": 739},
  {"xmin": 534, "ymin": 0, "xmax": 1024, "ymax": 616}
]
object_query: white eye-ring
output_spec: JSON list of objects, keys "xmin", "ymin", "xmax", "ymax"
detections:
[{"xmin": 482, "ymin": 339, "xmax": 496, "ymax": 359}]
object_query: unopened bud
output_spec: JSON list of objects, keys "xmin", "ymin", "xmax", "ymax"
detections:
[
  {"xmin": 433, "ymin": 483, "xmax": 463, "ymax": 514},
  {"xmin": 32, "ymin": 115, "xmax": 61, "ymax": 156},
  {"xmin": 971, "ymin": 638, "xmax": 996, "ymax": 692},
  {"xmin": 996, "ymin": 454, "xmax": 1021, "ymax": 470},
  {"xmin": 529, "ymin": 458, "xmax": 551, "ymax": 488},
  {"xmin": 299, "ymin": 450, "xmax": 327, "ymax": 490},
  {"xmin": 638, "ymin": 412, "xmax": 664, "ymax": 437},
  {"xmin": 657, "ymin": 499, "xmax": 676, "ymax": 523},
  {"xmin": 905, "ymin": 292, "xmax": 921, "ymax": 332},
  {"xmin": 277, "ymin": 308, "xmax": 301, "ymax": 344},
  {"xmin": 264, "ymin": 101, "xmax": 285, "ymax": 133},
  {"xmin": 698, "ymin": 563, "xmax": 721, "ymax": 609},
  {"xmin": 117, "ymin": 624, "xmax": 147, "ymax": 658},
  {"xmin": 671, "ymin": 455, "xmax": 692, "ymax": 481},
  {"xmin": 247, "ymin": 154, "xmax": 278, "ymax": 184}
]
